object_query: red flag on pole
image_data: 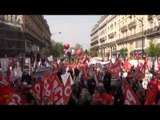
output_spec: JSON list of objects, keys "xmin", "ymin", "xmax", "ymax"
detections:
[
  {"xmin": 52, "ymin": 73, "xmax": 63, "ymax": 105},
  {"xmin": 30, "ymin": 77, "xmax": 44, "ymax": 105},
  {"xmin": 0, "ymin": 84, "xmax": 26, "ymax": 105},
  {"xmin": 43, "ymin": 72, "xmax": 53, "ymax": 104},
  {"xmin": 124, "ymin": 81, "xmax": 141, "ymax": 105},
  {"xmin": 63, "ymin": 75, "xmax": 72, "ymax": 104},
  {"xmin": 124, "ymin": 60, "xmax": 131, "ymax": 72},
  {"xmin": 145, "ymin": 78, "xmax": 158, "ymax": 105}
]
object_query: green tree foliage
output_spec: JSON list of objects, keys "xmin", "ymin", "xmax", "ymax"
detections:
[
  {"xmin": 146, "ymin": 41, "xmax": 160, "ymax": 57},
  {"xmin": 89, "ymin": 50, "xmax": 97, "ymax": 57},
  {"xmin": 120, "ymin": 48, "xmax": 128, "ymax": 59},
  {"xmin": 51, "ymin": 41, "xmax": 64, "ymax": 57}
]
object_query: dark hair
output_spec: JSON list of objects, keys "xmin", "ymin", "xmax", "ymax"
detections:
[{"xmin": 98, "ymin": 87, "xmax": 106, "ymax": 95}]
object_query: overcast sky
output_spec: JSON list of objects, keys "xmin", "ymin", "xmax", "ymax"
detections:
[{"xmin": 44, "ymin": 15, "xmax": 101, "ymax": 50}]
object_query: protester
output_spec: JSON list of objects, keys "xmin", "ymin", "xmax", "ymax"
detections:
[
  {"xmin": 93, "ymin": 83, "xmax": 114, "ymax": 105},
  {"xmin": 103, "ymin": 70, "xmax": 112, "ymax": 94},
  {"xmin": 1, "ymin": 52, "xmax": 160, "ymax": 105},
  {"xmin": 78, "ymin": 88, "xmax": 91, "ymax": 105},
  {"xmin": 68, "ymin": 88, "xmax": 79, "ymax": 105}
]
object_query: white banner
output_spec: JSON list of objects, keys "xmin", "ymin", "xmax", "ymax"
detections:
[{"xmin": 61, "ymin": 73, "xmax": 74, "ymax": 86}]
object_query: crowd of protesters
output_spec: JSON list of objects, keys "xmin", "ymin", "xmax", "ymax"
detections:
[{"xmin": 1, "ymin": 53, "xmax": 160, "ymax": 105}]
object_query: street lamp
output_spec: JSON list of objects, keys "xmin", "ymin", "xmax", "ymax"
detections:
[{"xmin": 51, "ymin": 32, "xmax": 61, "ymax": 36}]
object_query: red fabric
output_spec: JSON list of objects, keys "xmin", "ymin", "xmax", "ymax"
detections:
[
  {"xmin": 30, "ymin": 78, "xmax": 44, "ymax": 105},
  {"xmin": 145, "ymin": 78, "xmax": 158, "ymax": 105},
  {"xmin": 94, "ymin": 93, "xmax": 114, "ymax": 105},
  {"xmin": 124, "ymin": 60, "xmax": 131, "ymax": 72},
  {"xmin": 144, "ymin": 59, "xmax": 148, "ymax": 70},
  {"xmin": 109, "ymin": 64, "xmax": 121, "ymax": 77},
  {"xmin": 124, "ymin": 81, "xmax": 141, "ymax": 105},
  {"xmin": 43, "ymin": 72, "xmax": 54, "ymax": 103},
  {"xmin": 52, "ymin": 73, "xmax": 63, "ymax": 105},
  {"xmin": 0, "ymin": 84, "xmax": 26, "ymax": 105},
  {"xmin": 108, "ymin": 58, "xmax": 122, "ymax": 77},
  {"xmin": 63, "ymin": 75, "xmax": 72, "ymax": 104}
]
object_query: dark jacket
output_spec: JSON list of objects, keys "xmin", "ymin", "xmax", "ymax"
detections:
[
  {"xmin": 103, "ymin": 72, "xmax": 112, "ymax": 93},
  {"xmin": 87, "ymin": 77, "xmax": 96, "ymax": 96}
]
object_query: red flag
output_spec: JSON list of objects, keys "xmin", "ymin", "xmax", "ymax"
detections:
[
  {"xmin": 124, "ymin": 60, "xmax": 131, "ymax": 72},
  {"xmin": 63, "ymin": 75, "xmax": 72, "ymax": 104},
  {"xmin": 30, "ymin": 78, "xmax": 44, "ymax": 105},
  {"xmin": 0, "ymin": 83, "xmax": 26, "ymax": 105},
  {"xmin": 43, "ymin": 72, "xmax": 53, "ymax": 104},
  {"xmin": 52, "ymin": 73, "xmax": 63, "ymax": 105},
  {"xmin": 124, "ymin": 81, "xmax": 141, "ymax": 105},
  {"xmin": 134, "ymin": 62, "xmax": 145, "ymax": 81},
  {"xmin": 145, "ymin": 78, "xmax": 158, "ymax": 105},
  {"xmin": 109, "ymin": 64, "xmax": 121, "ymax": 77}
]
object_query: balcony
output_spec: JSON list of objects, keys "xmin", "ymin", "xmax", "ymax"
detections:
[
  {"xmin": 90, "ymin": 40, "xmax": 98, "ymax": 46},
  {"xmin": 120, "ymin": 25, "xmax": 127, "ymax": 32},
  {"xmin": 100, "ymin": 37, "xmax": 105, "ymax": 43},
  {"xmin": 148, "ymin": 15, "xmax": 153, "ymax": 21},
  {"xmin": 108, "ymin": 41, "xmax": 116, "ymax": 47},
  {"xmin": 117, "ymin": 32, "xmax": 142, "ymax": 44},
  {"xmin": 156, "ymin": 15, "xmax": 160, "ymax": 20},
  {"xmin": 108, "ymin": 32, "xmax": 114, "ymax": 38},
  {"xmin": 144, "ymin": 26, "xmax": 160, "ymax": 37},
  {"xmin": 128, "ymin": 21, "xmax": 137, "ymax": 29}
]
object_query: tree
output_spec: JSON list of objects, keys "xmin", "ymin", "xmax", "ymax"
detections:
[
  {"xmin": 146, "ymin": 41, "xmax": 160, "ymax": 57},
  {"xmin": 74, "ymin": 43, "xmax": 82, "ymax": 51},
  {"xmin": 44, "ymin": 48, "xmax": 51, "ymax": 57},
  {"xmin": 89, "ymin": 50, "xmax": 97, "ymax": 57},
  {"xmin": 120, "ymin": 48, "xmax": 128, "ymax": 59},
  {"xmin": 51, "ymin": 42, "xmax": 64, "ymax": 57}
]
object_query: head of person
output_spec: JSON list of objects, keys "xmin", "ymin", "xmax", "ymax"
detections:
[
  {"xmin": 98, "ymin": 83, "xmax": 106, "ymax": 95},
  {"xmin": 81, "ymin": 88, "xmax": 88, "ymax": 97}
]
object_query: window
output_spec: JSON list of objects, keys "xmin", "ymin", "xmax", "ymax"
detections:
[
  {"xmin": 17, "ymin": 18, "xmax": 21, "ymax": 23},
  {"xmin": 132, "ymin": 29, "xmax": 134, "ymax": 35},
  {"xmin": 8, "ymin": 15, "xmax": 11, "ymax": 21},
  {"xmin": 154, "ymin": 21, "xmax": 156, "ymax": 27},
  {"xmin": 134, "ymin": 28, "xmax": 136, "ymax": 34},
  {"xmin": 150, "ymin": 21, "xmax": 153, "ymax": 28},
  {"xmin": 136, "ymin": 40, "xmax": 142, "ymax": 48},
  {"xmin": 130, "ymin": 29, "xmax": 132, "ymax": 35}
]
